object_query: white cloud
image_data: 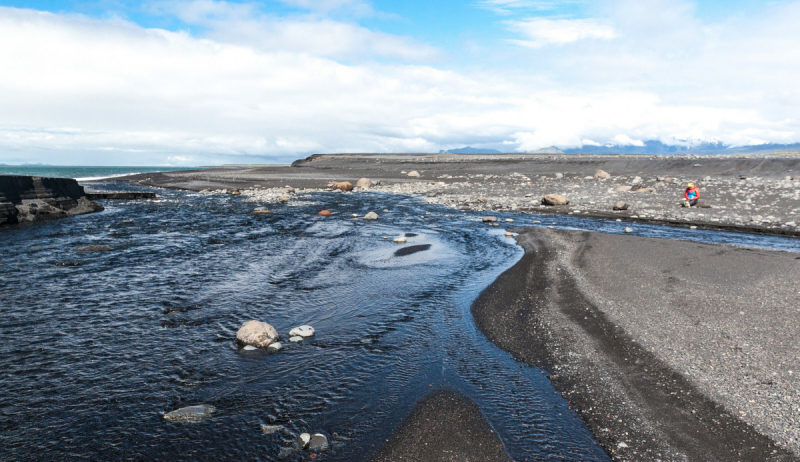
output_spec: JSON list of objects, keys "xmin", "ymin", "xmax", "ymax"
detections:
[
  {"xmin": 153, "ymin": 1, "xmax": 435, "ymax": 61},
  {"xmin": 477, "ymin": 0, "xmax": 584, "ymax": 15},
  {"xmin": 2, "ymin": 1, "xmax": 800, "ymax": 164},
  {"xmin": 613, "ymin": 134, "xmax": 645, "ymax": 146},
  {"xmin": 506, "ymin": 17, "xmax": 617, "ymax": 47}
]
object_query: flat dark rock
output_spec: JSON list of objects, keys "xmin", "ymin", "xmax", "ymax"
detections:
[
  {"xmin": 394, "ymin": 244, "xmax": 431, "ymax": 257},
  {"xmin": 371, "ymin": 388, "xmax": 510, "ymax": 462}
]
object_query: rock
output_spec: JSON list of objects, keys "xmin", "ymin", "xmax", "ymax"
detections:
[
  {"xmin": 242, "ymin": 345, "xmax": 257, "ymax": 351},
  {"xmin": 407, "ymin": 171, "xmax": 421, "ymax": 177},
  {"xmin": 656, "ymin": 176, "xmax": 666, "ymax": 182},
  {"xmin": 541, "ymin": 194, "xmax": 570, "ymax": 206},
  {"xmin": 697, "ymin": 203, "xmax": 712, "ymax": 208},
  {"xmin": 76, "ymin": 245, "xmax": 111, "ymax": 251},
  {"xmin": 613, "ymin": 201, "xmax": 629, "ymax": 211},
  {"xmin": 364, "ymin": 212, "xmax": 379, "ymax": 220},
  {"xmin": 504, "ymin": 232, "xmax": 513, "ymax": 237},
  {"xmin": 297, "ymin": 433, "xmax": 311, "ymax": 449},
  {"xmin": 614, "ymin": 185, "xmax": 632, "ymax": 192},
  {"xmin": 267, "ymin": 342, "xmax": 282, "ymax": 352},
  {"xmin": 555, "ymin": 173, "xmax": 564, "ymax": 178},
  {"xmin": 332, "ymin": 182, "xmax": 353, "ymax": 192},
  {"xmin": 308, "ymin": 433, "xmax": 328, "ymax": 450},
  {"xmin": 594, "ymin": 170, "xmax": 611, "ymax": 179},
  {"xmin": 289, "ymin": 336, "xmax": 304, "ymax": 343},
  {"xmin": 164, "ymin": 404, "xmax": 216, "ymax": 422},
  {"xmin": 253, "ymin": 207, "xmax": 271, "ymax": 214},
  {"xmin": 792, "ymin": 176, "xmax": 800, "ymax": 181},
  {"xmin": 261, "ymin": 424, "xmax": 284, "ymax": 435},
  {"xmin": 505, "ymin": 218, "xmax": 514, "ymax": 222},
  {"xmin": 229, "ymin": 189, "xmax": 241, "ymax": 195},
  {"xmin": 279, "ymin": 196, "xmax": 291, "ymax": 202},
  {"xmin": 635, "ymin": 187, "xmax": 656, "ymax": 193},
  {"xmin": 393, "ymin": 236, "xmax": 407, "ymax": 243},
  {"xmin": 236, "ymin": 320, "xmax": 279, "ymax": 348},
  {"xmin": 624, "ymin": 227, "xmax": 634, "ymax": 233},
  {"xmin": 631, "ymin": 176, "xmax": 642, "ymax": 185},
  {"xmin": 289, "ymin": 325, "xmax": 315, "ymax": 338},
  {"xmin": 482, "ymin": 216, "xmax": 498, "ymax": 222},
  {"xmin": 284, "ymin": 187, "xmax": 295, "ymax": 194},
  {"xmin": 356, "ymin": 178, "xmax": 372, "ymax": 189},
  {"xmin": 318, "ymin": 210, "xmax": 332, "ymax": 216},
  {"xmin": 618, "ymin": 442, "xmax": 629, "ymax": 448}
]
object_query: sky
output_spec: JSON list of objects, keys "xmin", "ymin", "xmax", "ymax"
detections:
[{"xmin": 1, "ymin": 0, "xmax": 799, "ymax": 165}]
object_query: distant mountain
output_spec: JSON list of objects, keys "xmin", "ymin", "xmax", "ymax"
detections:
[
  {"xmin": 531, "ymin": 146, "xmax": 564, "ymax": 154},
  {"xmin": 440, "ymin": 146, "xmax": 502, "ymax": 154}
]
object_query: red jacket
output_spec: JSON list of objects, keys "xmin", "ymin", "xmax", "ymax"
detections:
[{"xmin": 684, "ymin": 186, "xmax": 700, "ymax": 200}]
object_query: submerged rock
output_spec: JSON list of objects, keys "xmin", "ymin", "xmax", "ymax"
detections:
[
  {"xmin": 163, "ymin": 404, "xmax": 216, "ymax": 422},
  {"xmin": 242, "ymin": 345, "xmax": 258, "ymax": 351},
  {"xmin": 267, "ymin": 342, "xmax": 283, "ymax": 352},
  {"xmin": 624, "ymin": 227, "xmax": 634, "ymax": 233},
  {"xmin": 541, "ymin": 194, "xmax": 570, "ymax": 206},
  {"xmin": 364, "ymin": 212, "xmax": 379, "ymax": 220},
  {"xmin": 289, "ymin": 336, "xmax": 304, "ymax": 343},
  {"xmin": 236, "ymin": 320, "xmax": 279, "ymax": 348},
  {"xmin": 289, "ymin": 325, "xmax": 315, "ymax": 338},
  {"xmin": 261, "ymin": 424, "xmax": 284, "ymax": 435},
  {"xmin": 318, "ymin": 210, "xmax": 332, "ymax": 216},
  {"xmin": 76, "ymin": 245, "xmax": 111, "ymax": 251},
  {"xmin": 393, "ymin": 236, "xmax": 407, "ymax": 243},
  {"xmin": 252, "ymin": 207, "xmax": 271, "ymax": 214}
]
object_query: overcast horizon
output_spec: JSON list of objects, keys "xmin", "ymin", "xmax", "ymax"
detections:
[{"xmin": 2, "ymin": 0, "xmax": 800, "ymax": 166}]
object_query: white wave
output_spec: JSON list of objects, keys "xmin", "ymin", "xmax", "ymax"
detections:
[{"xmin": 75, "ymin": 172, "xmax": 141, "ymax": 182}]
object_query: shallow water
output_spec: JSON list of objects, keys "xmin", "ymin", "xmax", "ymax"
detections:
[{"xmin": 1, "ymin": 184, "xmax": 797, "ymax": 461}]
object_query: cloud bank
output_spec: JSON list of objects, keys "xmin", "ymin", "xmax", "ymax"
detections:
[{"xmin": 1, "ymin": 1, "xmax": 800, "ymax": 165}]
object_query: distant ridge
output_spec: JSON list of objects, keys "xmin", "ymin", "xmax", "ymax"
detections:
[{"xmin": 440, "ymin": 146, "xmax": 502, "ymax": 154}]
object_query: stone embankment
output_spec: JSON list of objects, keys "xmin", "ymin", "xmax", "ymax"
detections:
[{"xmin": 0, "ymin": 175, "xmax": 104, "ymax": 225}]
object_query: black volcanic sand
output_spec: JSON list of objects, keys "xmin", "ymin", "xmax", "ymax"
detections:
[
  {"xmin": 371, "ymin": 388, "xmax": 511, "ymax": 462},
  {"xmin": 119, "ymin": 153, "xmax": 800, "ymax": 238},
  {"xmin": 473, "ymin": 227, "xmax": 799, "ymax": 461}
]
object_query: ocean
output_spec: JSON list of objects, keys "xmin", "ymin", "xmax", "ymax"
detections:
[{"xmin": 0, "ymin": 165, "xmax": 192, "ymax": 182}]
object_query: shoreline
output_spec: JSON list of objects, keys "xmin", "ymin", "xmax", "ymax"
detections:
[{"xmin": 473, "ymin": 227, "xmax": 799, "ymax": 460}]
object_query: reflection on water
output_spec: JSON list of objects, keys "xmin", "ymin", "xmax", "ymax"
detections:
[{"xmin": 2, "ymin": 183, "xmax": 796, "ymax": 461}]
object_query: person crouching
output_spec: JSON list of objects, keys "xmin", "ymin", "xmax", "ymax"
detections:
[{"xmin": 683, "ymin": 183, "xmax": 700, "ymax": 207}]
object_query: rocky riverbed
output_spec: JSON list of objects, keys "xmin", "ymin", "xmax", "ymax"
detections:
[{"xmin": 127, "ymin": 153, "xmax": 800, "ymax": 236}]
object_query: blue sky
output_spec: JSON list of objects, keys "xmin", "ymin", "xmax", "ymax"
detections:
[{"xmin": 1, "ymin": 0, "xmax": 799, "ymax": 165}]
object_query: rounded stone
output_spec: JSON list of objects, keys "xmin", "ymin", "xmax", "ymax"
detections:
[
  {"xmin": 624, "ymin": 227, "xmax": 634, "ymax": 233},
  {"xmin": 364, "ymin": 212, "xmax": 379, "ymax": 220},
  {"xmin": 289, "ymin": 336, "xmax": 304, "ymax": 343},
  {"xmin": 308, "ymin": 433, "xmax": 328, "ymax": 450},
  {"xmin": 393, "ymin": 236, "xmax": 407, "ymax": 243},
  {"xmin": 236, "ymin": 320, "xmax": 279, "ymax": 348},
  {"xmin": 318, "ymin": 210, "xmax": 332, "ymax": 216},
  {"xmin": 289, "ymin": 325, "xmax": 315, "ymax": 338},
  {"xmin": 297, "ymin": 433, "xmax": 311, "ymax": 449},
  {"xmin": 267, "ymin": 342, "xmax": 282, "ymax": 352}
]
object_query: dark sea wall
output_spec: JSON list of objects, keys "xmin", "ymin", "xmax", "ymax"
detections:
[{"xmin": 0, "ymin": 175, "xmax": 103, "ymax": 225}]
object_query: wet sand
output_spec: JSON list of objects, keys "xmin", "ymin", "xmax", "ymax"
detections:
[
  {"xmin": 371, "ymin": 388, "xmax": 510, "ymax": 462},
  {"xmin": 474, "ymin": 227, "xmax": 799, "ymax": 460}
]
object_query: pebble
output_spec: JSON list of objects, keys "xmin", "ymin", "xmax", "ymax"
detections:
[
  {"xmin": 297, "ymin": 433, "xmax": 311, "ymax": 449},
  {"xmin": 289, "ymin": 325, "xmax": 315, "ymax": 338}
]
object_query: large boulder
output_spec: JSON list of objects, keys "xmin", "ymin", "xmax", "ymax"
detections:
[
  {"xmin": 356, "ymin": 178, "xmax": 372, "ymax": 189},
  {"xmin": 236, "ymin": 320, "xmax": 279, "ymax": 348},
  {"xmin": 332, "ymin": 182, "xmax": 353, "ymax": 192},
  {"xmin": 594, "ymin": 170, "xmax": 611, "ymax": 179},
  {"xmin": 541, "ymin": 194, "xmax": 570, "ymax": 206}
]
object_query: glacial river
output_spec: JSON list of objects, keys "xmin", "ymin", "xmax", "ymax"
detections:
[{"xmin": 2, "ymin": 182, "xmax": 798, "ymax": 461}]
